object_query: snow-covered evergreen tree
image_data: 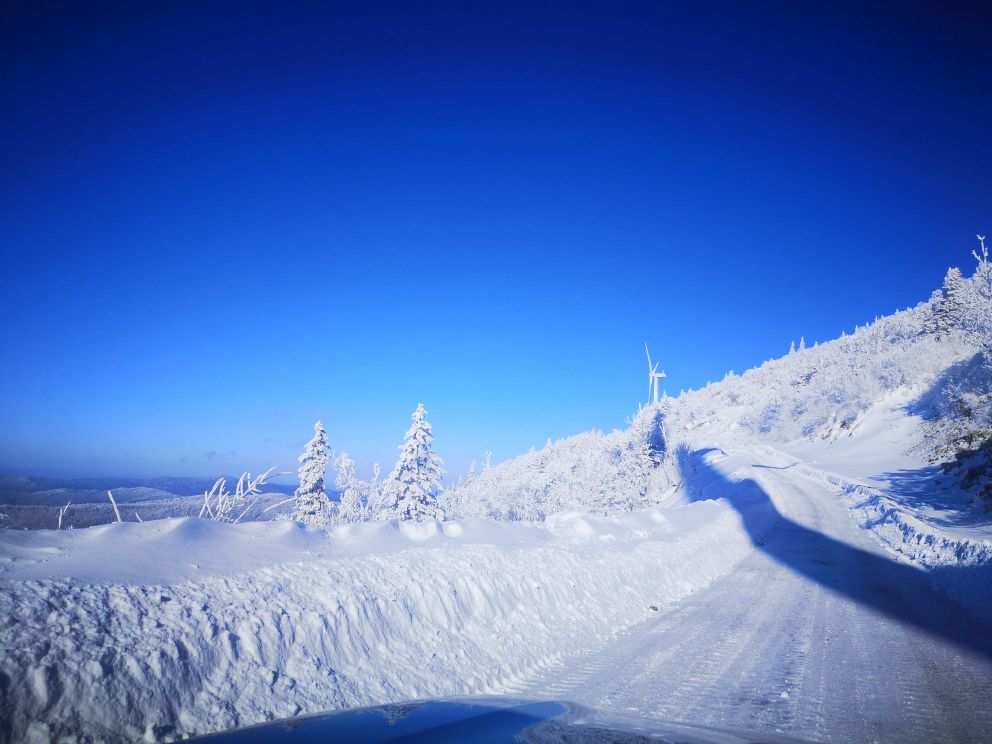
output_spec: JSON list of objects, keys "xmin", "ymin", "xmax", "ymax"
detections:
[
  {"xmin": 466, "ymin": 459, "xmax": 477, "ymax": 485},
  {"xmin": 924, "ymin": 289, "xmax": 946, "ymax": 338},
  {"xmin": 383, "ymin": 403, "xmax": 445, "ymax": 521},
  {"xmin": 937, "ymin": 266, "xmax": 967, "ymax": 332},
  {"xmin": 291, "ymin": 420, "xmax": 331, "ymax": 526}
]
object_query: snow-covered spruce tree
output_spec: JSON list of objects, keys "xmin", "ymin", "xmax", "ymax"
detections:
[
  {"xmin": 383, "ymin": 403, "xmax": 445, "ymax": 521},
  {"xmin": 924, "ymin": 289, "xmax": 947, "ymax": 338},
  {"xmin": 291, "ymin": 420, "xmax": 332, "ymax": 526},
  {"xmin": 936, "ymin": 266, "xmax": 967, "ymax": 334}
]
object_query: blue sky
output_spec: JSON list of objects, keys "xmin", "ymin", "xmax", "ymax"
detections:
[{"xmin": 1, "ymin": 1, "xmax": 990, "ymax": 480}]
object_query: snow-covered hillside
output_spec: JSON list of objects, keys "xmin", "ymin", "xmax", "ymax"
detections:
[
  {"xmin": 442, "ymin": 248, "xmax": 990, "ymax": 525},
  {"xmin": 443, "ymin": 407, "xmax": 672, "ymax": 521},
  {"xmin": 1, "ymin": 248, "xmax": 990, "ymax": 742}
]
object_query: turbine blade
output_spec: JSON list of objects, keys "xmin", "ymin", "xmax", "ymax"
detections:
[{"xmin": 644, "ymin": 342, "xmax": 652, "ymax": 370}]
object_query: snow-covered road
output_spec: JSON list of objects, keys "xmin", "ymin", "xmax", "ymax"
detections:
[{"xmin": 518, "ymin": 450, "xmax": 992, "ymax": 742}]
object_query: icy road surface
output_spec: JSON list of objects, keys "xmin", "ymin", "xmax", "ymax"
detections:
[{"xmin": 518, "ymin": 449, "xmax": 992, "ymax": 742}]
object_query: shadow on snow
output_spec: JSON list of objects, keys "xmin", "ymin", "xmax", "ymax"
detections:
[{"xmin": 680, "ymin": 447, "xmax": 992, "ymax": 662}]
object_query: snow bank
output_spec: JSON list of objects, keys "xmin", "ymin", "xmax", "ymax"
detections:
[
  {"xmin": 762, "ymin": 453, "xmax": 992, "ymax": 621},
  {"xmin": 825, "ymin": 473, "xmax": 992, "ymax": 620},
  {"xmin": 0, "ymin": 497, "xmax": 772, "ymax": 742}
]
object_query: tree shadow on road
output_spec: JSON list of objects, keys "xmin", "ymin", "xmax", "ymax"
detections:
[{"xmin": 681, "ymin": 447, "xmax": 992, "ymax": 662}]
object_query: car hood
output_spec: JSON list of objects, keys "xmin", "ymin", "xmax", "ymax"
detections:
[{"xmin": 191, "ymin": 697, "xmax": 808, "ymax": 742}]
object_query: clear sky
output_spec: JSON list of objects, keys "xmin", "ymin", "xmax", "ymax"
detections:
[{"xmin": 1, "ymin": 1, "xmax": 990, "ymax": 481}]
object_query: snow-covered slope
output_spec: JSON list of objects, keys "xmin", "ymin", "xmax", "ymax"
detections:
[
  {"xmin": 443, "ymin": 407, "xmax": 672, "ymax": 521},
  {"xmin": 440, "ymin": 261, "xmax": 991, "ymax": 589},
  {"xmin": 444, "ymin": 257, "xmax": 990, "ymax": 526},
  {"xmin": 665, "ymin": 303, "xmax": 978, "ymax": 453}
]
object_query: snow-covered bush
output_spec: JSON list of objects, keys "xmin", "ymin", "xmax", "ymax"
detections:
[
  {"xmin": 944, "ymin": 435, "xmax": 992, "ymax": 508},
  {"xmin": 913, "ymin": 350, "xmax": 992, "ymax": 460},
  {"xmin": 961, "ymin": 235, "xmax": 992, "ymax": 346},
  {"xmin": 334, "ymin": 455, "xmax": 390, "ymax": 523},
  {"xmin": 443, "ymin": 404, "xmax": 670, "ymax": 521},
  {"xmin": 199, "ymin": 468, "xmax": 278, "ymax": 523},
  {"xmin": 291, "ymin": 421, "xmax": 333, "ymax": 526}
]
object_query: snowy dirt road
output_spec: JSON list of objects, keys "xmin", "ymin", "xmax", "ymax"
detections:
[{"xmin": 517, "ymin": 450, "xmax": 992, "ymax": 742}]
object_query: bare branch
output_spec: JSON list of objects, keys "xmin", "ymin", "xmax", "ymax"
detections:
[
  {"xmin": 107, "ymin": 491, "xmax": 122, "ymax": 523},
  {"xmin": 57, "ymin": 501, "xmax": 71, "ymax": 530},
  {"xmin": 261, "ymin": 496, "xmax": 296, "ymax": 514}
]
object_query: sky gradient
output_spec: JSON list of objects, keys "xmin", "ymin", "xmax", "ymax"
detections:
[{"xmin": 2, "ymin": 1, "xmax": 990, "ymax": 480}]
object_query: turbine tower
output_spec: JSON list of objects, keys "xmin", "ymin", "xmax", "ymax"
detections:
[{"xmin": 644, "ymin": 342, "xmax": 667, "ymax": 405}]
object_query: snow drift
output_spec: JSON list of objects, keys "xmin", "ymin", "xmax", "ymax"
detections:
[{"xmin": 0, "ymin": 496, "xmax": 772, "ymax": 742}]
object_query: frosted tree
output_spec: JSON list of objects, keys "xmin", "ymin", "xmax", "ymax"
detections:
[
  {"xmin": 631, "ymin": 403, "xmax": 666, "ymax": 461},
  {"xmin": 466, "ymin": 459, "xmax": 477, "ymax": 485},
  {"xmin": 366, "ymin": 463, "xmax": 387, "ymax": 519},
  {"xmin": 335, "ymin": 451, "xmax": 361, "ymax": 522},
  {"xmin": 384, "ymin": 403, "xmax": 446, "ymax": 521},
  {"xmin": 971, "ymin": 235, "xmax": 991, "ymax": 303},
  {"xmin": 973, "ymin": 234, "xmax": 989, "ymax": 271},
  {"xmin": 923, "ymin": 289, "xmax": 946, "ymax": 338},
  {"xmin": 291, "ymin": 420, "xmax": 332, "ymax": 526},
  {"xmin": 932, "ymin": 266, "xmax": 967, "ymax": 338},
  {"xmin": 335, "ymin": 451, "xmax": 357, "ymax": 489},
  {"xmin": 960, "ymin": 237, "xmax": 992, "ymax": 346}
]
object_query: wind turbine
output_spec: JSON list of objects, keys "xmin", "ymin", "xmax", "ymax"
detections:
[{"xmin": 644, "ymin": 342, "xmax": 667, "ymax": 405}]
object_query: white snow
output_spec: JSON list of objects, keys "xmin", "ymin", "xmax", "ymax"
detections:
[
  {"xmin": 2, "ymin": 251, "xmax": 990, "ymax": 742},
  {"xmin": 0, "ymin": 497, "xmax": 772, "ymax": 742}
]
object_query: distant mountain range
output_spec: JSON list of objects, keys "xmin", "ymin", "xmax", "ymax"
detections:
[{"xmin": 0, "ymin": 475, "xmax": 298, "ymax": 507}]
